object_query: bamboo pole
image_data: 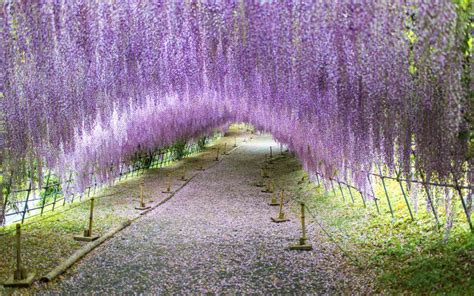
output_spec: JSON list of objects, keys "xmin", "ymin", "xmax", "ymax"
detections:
[
  {"xmin": 140, "ymin": 183, "xmax": 145, "ymax": 208},
  {"xmin": 367, "ymin": 174, "xmax": 380, "ymax": 214},
  {"xmin": 289, "ymin": 203, "xmax": 312, "ymax": 250},
  {"xmin": 88, "ymin": 198, "xmax": 95, "ymax": 236},
  {"xmin": 4, "ymin": 224, "xmax": 35, "ymax": 287},
  {"xmin": 378, "ymin": 166, "xmax": 394, "ymax": 218}
]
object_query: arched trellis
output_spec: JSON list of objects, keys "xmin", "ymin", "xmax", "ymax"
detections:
[{"xmin": 1, "ymin": 1, "xmax": 471, "ymax": 226}]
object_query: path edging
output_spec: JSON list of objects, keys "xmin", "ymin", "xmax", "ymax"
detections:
[{"xmin": 40, "ymin": 220, "xmax": 132, "ymax": 282}]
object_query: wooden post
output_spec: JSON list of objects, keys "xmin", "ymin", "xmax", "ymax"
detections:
[
  {"xmin": 357, "ymin": 189, "xmax": 367, "ymax": 208},
  {"xmin": 367, "ymin": 174, "xmax": 381, "ymax": 214},
  {"xmin": 290, "ymin": 203, "xmax": 313, "ymax": 250},
  {"xmin": 301, "ymin": 204, "xmax": 307, "ymax": 242},
  {"xmin": 262, "ymin": 179, "xmax": 274, "ymax": 193},
  {"xmin": 269, "ymin": 189, "xmax": 279, "ymax": 206},
  {"xmin": 337, "ymin": 180, "xmax": 347, "ymax": 203},
  {"xmin": 88, "ymin": 198, "xmax": 94, "ymax": 236},
  {"xmin": 315, "ymin": 173, "xmax": 321, "ymax": 187},
  {"xmin": 453, "ymin": 181, "xmax": 473, "ymax": 232},
  {"xmin": 278, "ymin": 192, "xmax": 285, "ymax": 217},
  {"xmin": 345, "ymin": 182, "xmax": 355, "ymax": 203},
  {"xmin": 215, "ymin": 148, "xmax": 220, "ymax": 161},
  {"xmin": 163, "ymin": 174, "xmax": 172, "ymax": 193},
  {"xmin": 233, "ymin": 137, "xmax": 237, "ymax": 147},
  {"xmin": 4, "ymin": 224, "xmax": 35, "ymax": 287},
  {"xmin": 256, "ymin": 170, "xmax": 265, "ymax": 187},
  {"xmin": 262, "ymin": 168, "xmax": 269, "ymax": 178},
  {"xmin": 263, "ymin": 162, "xmax": 269, "ymax": 170},
  {"xmin": 74, "ymin": 198, "xmax": 100, "ymax": 241},
  {"xmin": 271, "ymin": 190, "xmax": 289, "ymax": 223},
  {"xmin": 40, "ymin": 172, "xmax": 51, "ymax": 216},
  {"xmin": 269, "ymin": 146, "xmax": 273, "ymax": 159},
  {"xmin": 135, "ymin": 182, "xmax": 150, "ymax": 211},
  {"xmin": 21, "ymin": 182, "xmax": 32, "ymax": 224},
  {"xmin": 223, "ymin": 143, "xmax": 228, "ymax": 155},
  {"xmin": 140, "ymin": 183, "xmax": 144, "ymax": 208},
  {"xmin": 180, "ymin": 167, "xmax": 187, "ymax": 181},
  {"xmin": 395, "ymin": 173, "xmax": 414, "ymax": 221},
  {"xmin": 330, "ymin": 179, "xmax": 337, "ymax": 196},
  {"xmin": 378, "ymin": 166, "xmax": 394, "ymax": 219}
]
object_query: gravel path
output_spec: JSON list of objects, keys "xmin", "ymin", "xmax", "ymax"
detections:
[{"xmin": 38, "ymin": 135, "xmax": 368, "ymax": 295}]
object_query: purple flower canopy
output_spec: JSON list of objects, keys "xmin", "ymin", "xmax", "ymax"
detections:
[{"xmin": 1, "ymin": 1, "xmax": 471, "ymax": 191}]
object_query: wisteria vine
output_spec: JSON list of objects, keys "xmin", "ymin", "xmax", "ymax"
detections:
[{"xmin": 1, "ymin": 1, "xmax": 472, "ymax": 195}]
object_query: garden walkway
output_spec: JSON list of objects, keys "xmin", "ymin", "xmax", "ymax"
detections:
[{"xmin": 37, "ymin": 134, "xmax": 369, "ymax": 294}]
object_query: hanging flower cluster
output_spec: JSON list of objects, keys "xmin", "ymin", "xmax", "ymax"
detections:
[{"xmin": 1, "ymin": 1, "xmax": 471, "ymax": 191}]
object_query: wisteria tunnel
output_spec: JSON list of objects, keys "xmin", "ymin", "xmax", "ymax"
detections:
[{"xmin": 0, "ymin": 1, "xmax": 472, "ymax": 294}]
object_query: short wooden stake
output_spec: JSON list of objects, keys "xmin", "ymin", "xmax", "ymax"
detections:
[
  {"xmin": 269, "ymin": 146, "xmax": 273, "ymax": 159},
  {"xmin": 215, "ymin": 148, "xmax": 220, "ymax": 161},
  {"xmin": 180, "ymin": 167, "xmax": 188, "ymax": 181},
  {"xmin": 289, "ymin": 203, "xmax": 313, "ymax": 251},
  {"xmin": 140, "ymin": 183, "xmax": 145, "ymax": 207},
  {"xmin": 262, "ymin": 168, "xmax": 269, "ymax": 178},
  {"xmin": 135, "ymin": 182, "xmax": 150, "ymax": 211},
  {"xmin": 256, "ymin": 170, "xmax": 265, "ymax": 187},
  {"xmin": 271, "ymin": 191, "xmax": 289, "ymax": 223},
  {"xmin": 74, "ymin": 198, "xmax": 100, "ymax": 242},
  {"xmin": 223, "ymin": 143, "xmax": 228, "ymax": 155},
  {"xmin": 263, "ymin": 154, "xmax": 270, "ymax": 170},
  {"xmin": 162, "ymin": 174, "xmax": 172, "ymax": 193},
  {"xmin": 262, "ymin": 179, "xmax": 274, "ymax": 193},
  {"xmin": 255, "ymin": 169, "xmax": 266, "ymax": 187},
  {"xmin": 233, "ymin": 137, "xmax": 237, "ymax": 147},
  {"xmin": 269, "ymin": 189, "xmax": 280, "ymax": 206},
  {"xmin": 4, "ymin": 224, "xmax": 35, "ymax": 287}
]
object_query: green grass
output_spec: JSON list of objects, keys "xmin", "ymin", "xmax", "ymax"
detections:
[
  {"xmin": 300, "ymin": 182, "xmax": 473, "ymax": 294},
  {"xmin": 270, "ymin": 154, "xmax": 473, "ymax": 294},
  {"xmin": 0, "ymin": 131, "xmax": 230, "ymax": 293}
]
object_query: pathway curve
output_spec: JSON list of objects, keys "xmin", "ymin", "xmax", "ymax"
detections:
[{"xmin": 39, "ymin": 135, "xmax": 366, "ymax": 295}]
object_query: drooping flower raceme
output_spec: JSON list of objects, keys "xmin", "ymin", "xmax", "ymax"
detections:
[{"xmin": 0, "ymin": 1, "xmax": 471, "ymax": 192}]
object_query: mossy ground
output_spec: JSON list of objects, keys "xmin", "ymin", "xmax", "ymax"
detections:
[{"xmin": 269, "ymin": 154, "xmax": 473, "ymax": 294}]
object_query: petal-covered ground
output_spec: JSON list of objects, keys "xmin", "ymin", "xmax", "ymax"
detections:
[{"xmin": 37, "ymin": 134, "xmax": 372, "ymax": 295}]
